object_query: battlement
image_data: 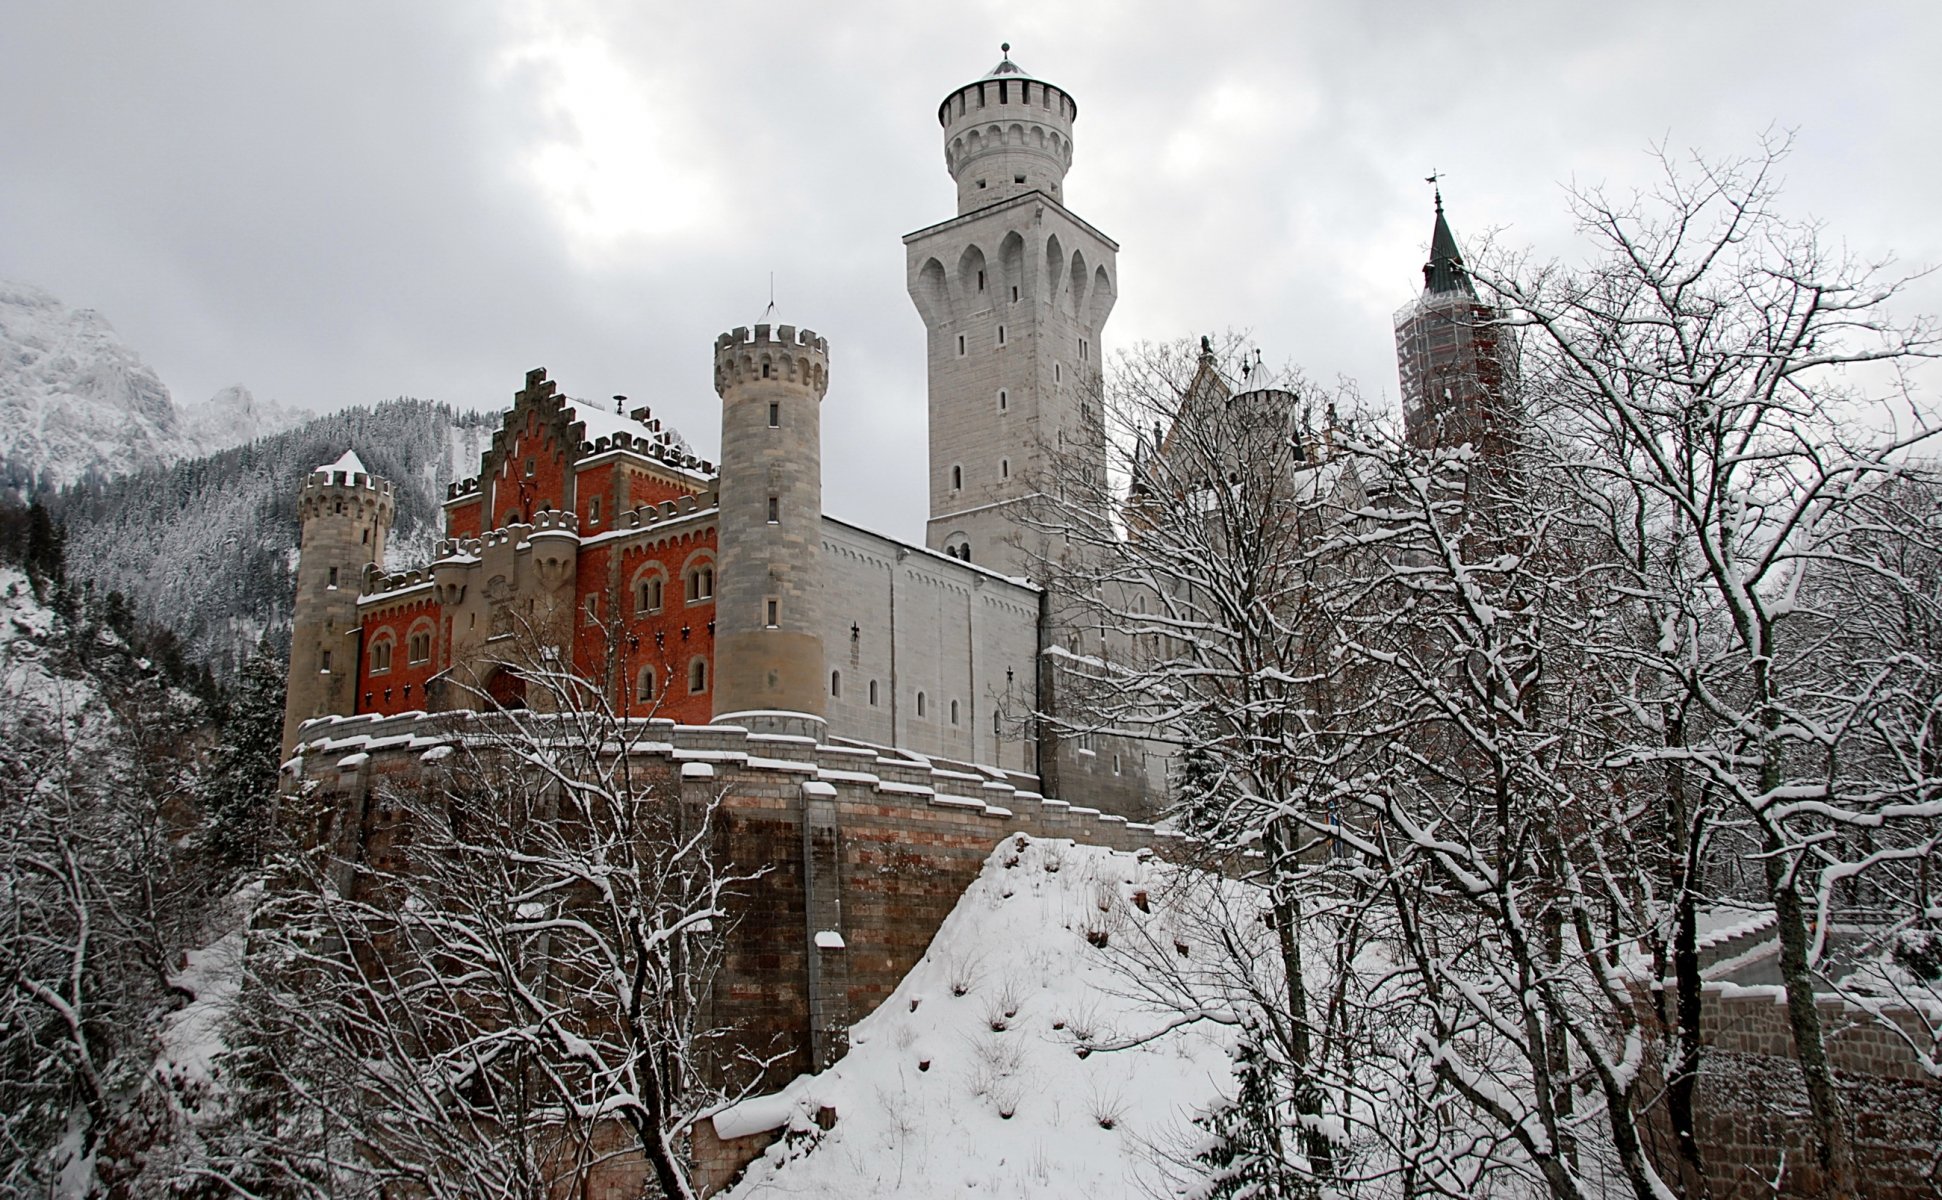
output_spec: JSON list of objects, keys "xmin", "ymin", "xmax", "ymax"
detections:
[
  {"xmin": 715, "ymin": 323, "xmax": 828, "ymax": 356},
  {"xmin": 431, "ymin": 487, "xmax": 719, "ymax": 561},
  {"xmin": 300, "ymin": 460, "xmax": 395, "ymax": 526},
  {"xmin": 713, "ymin": 324, "xmax": 830, "ymax": 398},
  {"xmin": 304, "ymin": 466, "xmax": 393, "ymax": 497}
]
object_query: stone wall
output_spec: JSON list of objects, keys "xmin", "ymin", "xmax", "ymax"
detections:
[
  {"xmin": 287, "ymin": 708, "xmax": 1182, "ymax": 1192},
  {"xmin": 1640, "ymin": 982, "xmax": 1942, "ymax": 1199}
]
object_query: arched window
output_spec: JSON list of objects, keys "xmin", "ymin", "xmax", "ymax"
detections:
[
  {"xmin": 637, "ymin": 573, "xmax": 665, "ymax": 614},
  {"xmin": 369, "ymin": 638, "xmax": 393, "ymax": 674},
  {"xmin": 407, "ymin": 628, "xmax": 432, "ymax": 665},
  {"xmin": 868, "ymin": 679, "xmax": 879, "ymax": 706},
  {"xmin": 950, "ymin": 699, "xmax": 959, "ymax": 725},
  {"xmin": 637, "ymin": 664, "xmax": 656, "ymax": 700},
  {"xmin": 994, "ymin": 710, "xmax": 1002, "ymax": 737},
  {"xmin": 916, "ymin": 691, "xmax": 927, "ymax": 718},
  {"xmin": 686, "ymin": 564, "xmax": 714, "ymax": 602},
  {"xmin": 831, "ymin": 670, "xmax": 842, "ymax": 698},
  {"xmin": 688, "ymin": 657, "xmax": 708, "ymax": 694},
  {"xmin": 951, "ymin": 465, "xmax": 963, "ymax": 491}
]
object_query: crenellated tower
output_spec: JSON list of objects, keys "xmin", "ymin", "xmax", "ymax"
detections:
[
  {"xmin": 284, "ymin": 450, "xmax": 394, "ymax": 752},
  {"xmin": 711, "ymin": 323, "xmax": 830, "ymax": 729},
  {"xmin": 905, "ymin": 47, "xmax": 1117, "ymax": 578}
]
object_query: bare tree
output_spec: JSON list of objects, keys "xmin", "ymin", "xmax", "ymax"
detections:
[
  {"xmin": 0, "ymin": 604, "xmax": 210, "ymax": 1193},
  {"xmin": 234, "ymin": 628, "xmax": 771, "ymax": 1199},
  {"xmin": 1022, "ymin": 335, "xmax": 1371, "ymax": 1192},
  {"xmin": 1478, "ymin": 137, "xmax": 1942, "ymax": 1196}
]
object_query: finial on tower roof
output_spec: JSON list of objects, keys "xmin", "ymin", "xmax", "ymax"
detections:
[{"xmin": 1002, "ymin": 41, "xmax": 1010, "ymax": 54}]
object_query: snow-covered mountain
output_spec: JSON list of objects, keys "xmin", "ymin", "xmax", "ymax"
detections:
[
  {"xmin": 0, "ymin": 280, "xmax": 305, "ymax": 492},
  {"xmin": 177, "ymin": 382, "xmax": 307, "ymax": 456}
]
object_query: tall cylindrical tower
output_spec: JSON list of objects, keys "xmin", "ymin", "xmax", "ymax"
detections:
[
  {"xmin": 283, "ymin": 450, "xmax": 394, "ymax": 752},
  {"xmin": 711, "ymin": 323, "xmax": 829, "ymax": 726},
  {"xmin": 939, "ymin": 46, "xmax": 1077, "ymax": 215}
]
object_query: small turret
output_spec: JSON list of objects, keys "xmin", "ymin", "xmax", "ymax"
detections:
[
  {"xmin": 711, "ymin": 323, "xmax": 829, "ymax": 731},
  {"xmin": 283, "ymin": 450, "xmax": 395, "ymax": 752},
  {"xmin": 938, "ymin": 44, "xmax": 1078, "ymax": 215}
]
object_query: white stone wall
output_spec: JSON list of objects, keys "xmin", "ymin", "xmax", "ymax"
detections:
[
  {"xmin": 818, "ymin": 516, "xmax": 1040, "ymax": 775},
  {"xmin": 906, "ymin": 194, "xmax": 1119, "ymax": 580}
]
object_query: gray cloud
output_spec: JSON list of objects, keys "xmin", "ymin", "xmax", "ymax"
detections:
[{"xmin": 5, "ymin": 0, "xmax": 1937, "ymax": 540}]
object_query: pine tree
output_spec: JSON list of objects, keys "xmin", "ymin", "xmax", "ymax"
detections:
[
  {"xmin": 1194, "ymin": 1019, "xmax": 1311, "ymax": 1199},
  {"xmin": 203, "ymin": 643, "xmax": 287, "ymax": 871}
]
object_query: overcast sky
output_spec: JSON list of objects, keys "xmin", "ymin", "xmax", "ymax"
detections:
[{"xmin": 5, "ymin": 1, "xmax": 1938, "ymax": 541}]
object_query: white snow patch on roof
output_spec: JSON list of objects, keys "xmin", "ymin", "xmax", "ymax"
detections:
[{"xmin": 319, "ymin": 448, "xmax": 367, "ymax": 475}]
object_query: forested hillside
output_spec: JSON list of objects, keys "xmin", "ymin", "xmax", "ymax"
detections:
[{"xmin": 58, "ymin": 399, "xmax": 495, "ymax": 678}]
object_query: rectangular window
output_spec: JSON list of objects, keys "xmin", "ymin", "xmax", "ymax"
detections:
[
  {"xmin": 768, "ymin": 401, "xmax": 779, "ymax": 428},
  {"xmin": 997, "ymin": 389, "xmax": 1008, "ymax": 412},
  {"xmin": 767, "ymin": 495, "xmax": 780, "ymax": 524},
  {"xmin": 957, "ymin": 334, "xmax": 966, "ymax": 356},
  {"xmin": 585, "ymin": 595, "xmax": 599, "ymax": 622},
  {"xmin": 1011, "ymin": 285, "xmax": 1019, "ymax": 303},
  {"xmin": 1080, "ymin": 339, "xmax": 1089, "ymax": 360},
  {"xmin": 525, "ymin": 458, "xmax": 536, "ymax": 478},
  {"xmin": 997, "ymin": 325, "xmax": 1006, "ymax": 346},
  {"xmin": 1055, "ymin": 363, "xmax": 1062, "ymax": 383},
  {"xmin": 320, "ymin": 650, "xmax": 332, "ymax": 673},
  {"xmin": 327, "ymin": 566, "xmax": 339, "ymax": 588},
  {"xmin": 765, "ymin": 597, "xmax": 779, "ymax": 628},
  {"xmin": 589, "ymin": 496, "xmax": 602, "ymax": 524},
  {"xmin": 1013, "ymin": 174, "xmax": 1025, "ymax": 184},
  {"xmin": 977, "ymin": 269, "xmax": 985, "ymax": 291}
]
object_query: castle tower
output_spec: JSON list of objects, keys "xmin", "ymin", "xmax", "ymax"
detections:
[
  {"xmin": 711, "ymin": 324, "xmax": 830, "ymax": 728},
  {"xmin": 284, "ymin": 450, "xmax": 394, "ymax": 752},
  {"xmin": 1394, "ymin": 189, "xmax": 1512, "ymax": 455},
  {"xmin": 905, "ymin": 47, "xmax": 1117, "ymax": 578}
]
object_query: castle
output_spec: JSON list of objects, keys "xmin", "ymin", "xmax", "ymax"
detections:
[
  {"xmin": 270, "ymin": 49, "xmax": 1520, "ymax": 1193},
  {"xmin": 280, "ymin": 49, "xmax": 1490, "ymax": 821}
]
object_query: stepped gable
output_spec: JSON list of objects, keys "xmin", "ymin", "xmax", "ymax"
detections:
[{"xmin": 442, "ymin": 367, "xmax": 717, "ymax": 540}]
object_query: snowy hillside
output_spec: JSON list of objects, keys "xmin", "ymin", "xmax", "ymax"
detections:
[
  {"xmin": 0, "ymin": 280, "xmax": 304, "ymax": 492},
  {"xmin": 721, "ymin": 836, "xmax": 1241, "ymax": 1199}
]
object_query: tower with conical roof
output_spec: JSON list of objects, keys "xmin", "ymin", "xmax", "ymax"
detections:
[
  {"xmin": 905, "ymin": 45, "xmax": 1117, "ymax": 578},
  {"xmin": 1394, "ymin": 188, "xmax": 1513, "ymax": 455}
]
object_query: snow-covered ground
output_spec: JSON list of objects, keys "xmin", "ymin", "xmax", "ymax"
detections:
[{"xmin": 722, "ymin": 835, "xmax": 1239, "ymax": 1199}]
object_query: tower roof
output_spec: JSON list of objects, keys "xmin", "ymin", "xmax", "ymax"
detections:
[
  {"xmin": 939, "ymin": 43, "xmax": 1074, "ymax": 123},
  {"xmin": 319, "ymin": 448, "xmax": 368, "ymax": 476},
  {"xmin": 980, "ymin": 44, "xmax": 1036, "ymax": 81},
  {"xmin": 1423, "ymin": 189, "xmax": 1477, "ymax": 298}
]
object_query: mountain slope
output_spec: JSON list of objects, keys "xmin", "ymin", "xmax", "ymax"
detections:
[
  {"xmin": 0, "ymin": 280, "xmax": 305, "ymax": 492},
  {"xmin": 60, "ymin": 400, "xmax": 496, "ymax": 677}
]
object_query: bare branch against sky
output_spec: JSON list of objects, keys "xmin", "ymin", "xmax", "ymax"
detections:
[{"xmin": 3, "ymin": 0, "xmax": 1936, "ymax": 541}]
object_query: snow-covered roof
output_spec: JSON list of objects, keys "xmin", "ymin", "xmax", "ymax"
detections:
[
  {"xmin": 559, "ymin": 399, "xmax": 691, "ymax": 456},
  {"xmin": 318, "ymin": 449, "xmax": 367, "ymax": 476}
]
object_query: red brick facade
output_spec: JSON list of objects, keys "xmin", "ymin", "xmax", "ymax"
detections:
[{"xmin": 351, "ymin": 368, "xmax": 719, "ymax": 721}]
